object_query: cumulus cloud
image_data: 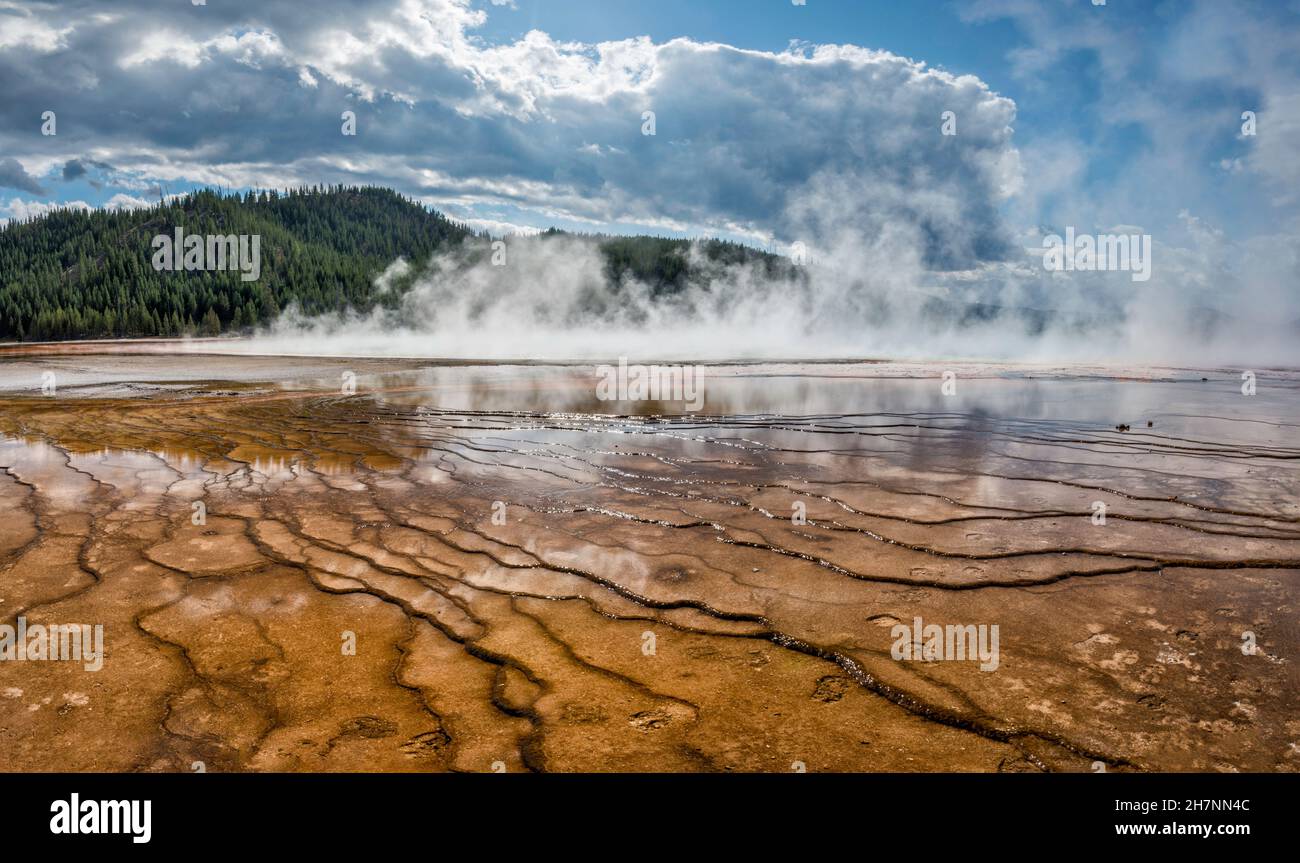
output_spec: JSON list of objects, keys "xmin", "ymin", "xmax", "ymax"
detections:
[
  {"xmin": 0, "ymin": 196, "xmax": 89, "ymax": 226},
  {"xmin": 0, "ymin": 0, "xmax": 1018, "ymax": 269}
]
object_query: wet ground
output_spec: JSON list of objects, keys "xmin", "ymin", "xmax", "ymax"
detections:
[{"xmin": 1, "ymin": 348, "xmax": 1297, "ymax": 772}]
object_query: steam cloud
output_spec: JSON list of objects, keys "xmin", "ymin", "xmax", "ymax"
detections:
[{"xmin": 238, "ymin": 215, "xmax": 1298, "ymax": 365}]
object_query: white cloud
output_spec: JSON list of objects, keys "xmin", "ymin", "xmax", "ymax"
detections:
[
  {"xmin": 0, "ymin": 196, "xmax": 90, "ymax": 226},
  {"xmin": 0, "ymin": 3, "xmax": 72, "ymax": 52},
  {"xmin": 103, "ymin": 192, "xmax": 153, "ymax": 210}
]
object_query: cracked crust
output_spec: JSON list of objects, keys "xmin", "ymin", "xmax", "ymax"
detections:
[{"xmin": 0, "ymin": 357, "xmax": 1297, "ymax": 772}]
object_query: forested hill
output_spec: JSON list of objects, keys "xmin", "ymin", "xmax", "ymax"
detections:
[
  {"xmin": 0, "ymin": 185, "xmax": 794, "ymax": 342},
  {"xmin": 0, "ymin": 186, "xmax": 469, "ymax": 341}
]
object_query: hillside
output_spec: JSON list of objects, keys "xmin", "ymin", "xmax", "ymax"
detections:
[{"xmin": 0, "ymin": 186, "xmax": 794, "ymax": 342}]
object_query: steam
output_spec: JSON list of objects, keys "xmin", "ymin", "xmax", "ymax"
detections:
[
  {"xmin": 232, "ymin": 210, "xmax": 1298, "ymax": 366},
  {"xmin": 231, "ymin": 120, "xmax": 1297, "ymax": 364}
]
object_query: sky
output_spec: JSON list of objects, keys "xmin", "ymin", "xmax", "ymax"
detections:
[{"xmin": 0, "ymin": 0, "xmax": 1297, "ymax": 361}]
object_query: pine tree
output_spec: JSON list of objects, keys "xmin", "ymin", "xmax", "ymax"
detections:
[{"xmin": 200, "ymin": 308, "xmax": 221, "ymax": 336}]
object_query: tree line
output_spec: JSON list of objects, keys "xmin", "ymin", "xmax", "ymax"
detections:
[{"xmin": 0, "ymin": 185, "xmax": 797, "ymax": 341}]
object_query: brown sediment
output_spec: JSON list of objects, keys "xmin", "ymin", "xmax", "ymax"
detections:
[{"xmin": 0, "ymin": 353, "xmax": 1297, "ymax": 773}]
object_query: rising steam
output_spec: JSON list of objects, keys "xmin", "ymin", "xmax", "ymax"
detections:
[{"xmin": 231, "ymin": 214, "xmax": 1297, "ymax": 366}]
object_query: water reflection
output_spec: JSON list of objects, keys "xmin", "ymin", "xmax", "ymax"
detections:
[{"xmin": 321, "ymin": 363, "xmax": 1300, "ymax": 449}]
